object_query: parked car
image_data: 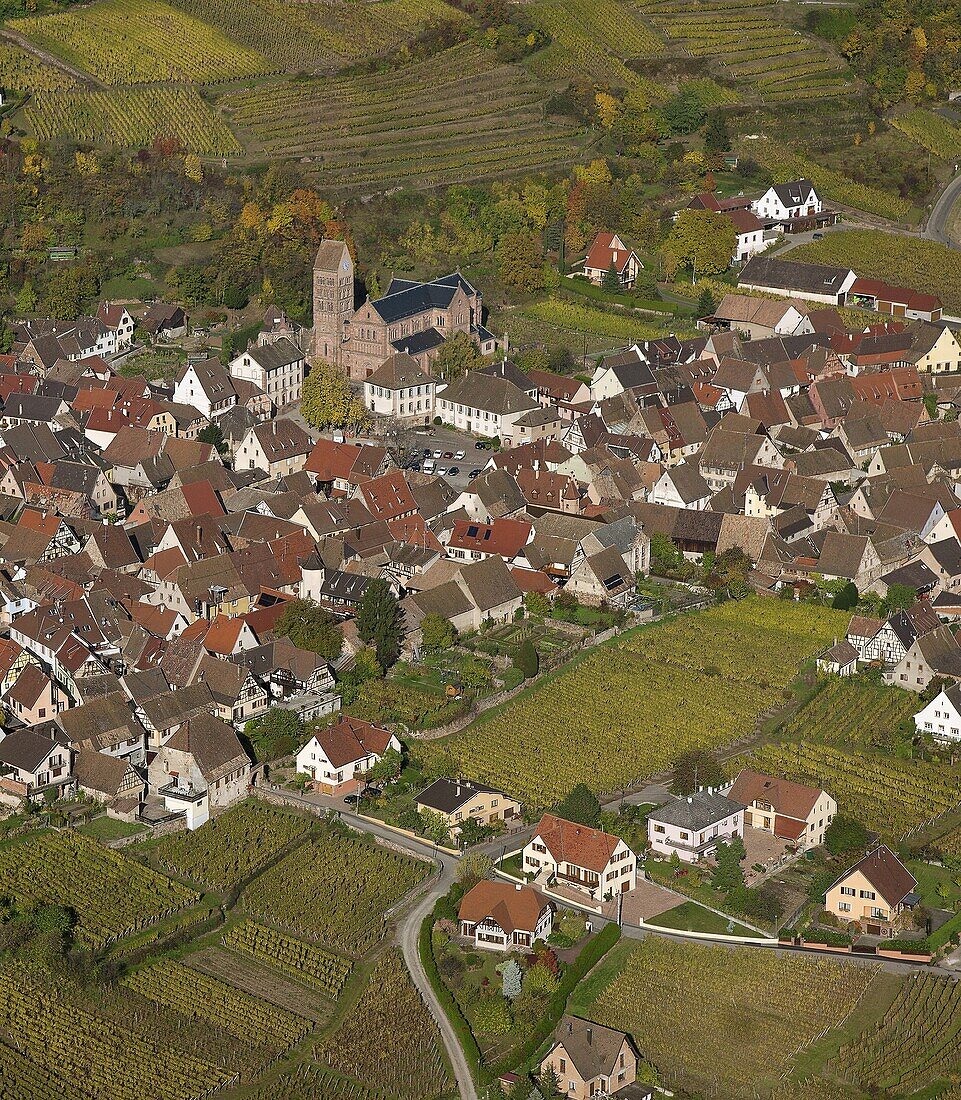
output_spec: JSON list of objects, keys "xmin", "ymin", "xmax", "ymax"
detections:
[
  {"xmin": 812, "ymin": 231, "xmax": 824, "ymax": 240},
  {"xmin": 454, "ymin": 450, "xmax": 465, "ymax": 460},
  {"xmin": 474, "ymin": 441, "xmax": 487, "ymax": 450},
  {"xmin": 468, "ymin": 468, "xmax": 482, "ymax": 478},
  {"xmin": 432, "ymin": 449, "xmax": 443, "ymax": 459},
  {"xmin": 437, "ymin": 466, "xmax": 448, "ymax": 475},
  {"xmin": 407, "ymin": 461, "xmax": 422, "ymax": 472},
  {"xmin": 447, "ymin": 466, "xmax": 460, "ymax": 476},
  {"xmin": 443, "ymin": 451, "xmax": 454, "ymax": 459},
  {"xmin": 344, "ymin": 793, "xmax": 361, "ymax": 806},
  {"xmin": 422, "ymin": 448, "xmax": 432, "ymax": 457}
]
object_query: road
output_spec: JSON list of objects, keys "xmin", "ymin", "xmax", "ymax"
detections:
[{"xmin": 926, "ymin": 171, "xmax": 961, "ymax": 247}]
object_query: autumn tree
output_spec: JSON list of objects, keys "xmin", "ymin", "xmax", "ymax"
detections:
[
  {"xmin": 666, "ymin": 209, "xmax": 737, "ymax": 277},
  {"xmin": 274, "ymin": 599, "xmax": 343, "ymax": 661},
  {"xmin": 433, "ymin": 331, "xmax": 483, "ymax": 381},
  {"xmin": 300, "ymin": 360, "xmax": 354, "ymax": 429}
]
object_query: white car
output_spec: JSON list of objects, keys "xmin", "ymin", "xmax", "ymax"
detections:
[
  {"xmin": 454, "ymin": 450, "xmax": 465, "ymax": 460},
  {"xmin": 432, "ymin": 449, "xmax": 443, "ymax": 460}
]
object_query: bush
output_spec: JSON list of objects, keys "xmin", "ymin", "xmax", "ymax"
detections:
[
  {"xmin": 474, "ymin": 995, "xmax": 513, "ymax": 1035},
  {"xmin": 515, "ymin": 640, "xmax": 539, "ymax": 679}
]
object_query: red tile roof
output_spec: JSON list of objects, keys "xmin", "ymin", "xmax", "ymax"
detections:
[
  {"xmin": 448, "ymin": 518, "xmax": 532, "ymax": 559},
  {"xmin": 832, "ymin": 844, "xmax": 917, "ymax": 909},
  {"xmin": 585, "ymin": 232, "xmax": 637, "ymax": 275},
  {"xmin": 314, "ymin": 715, "xmax": 394, "ymax": 769},
  {"xmin": 533, "ymin": 813, "xmax": 623, "ymax": 872}
]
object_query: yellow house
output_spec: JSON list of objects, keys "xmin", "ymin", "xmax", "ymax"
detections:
[
  {"xmin": 910, "ymin": 324, "xmax": 961, "ymax": 375},
  {"xmin": 415, "ymin": 778, "xmax": 520, "ymax": 836},
  {"xmin": 824, "ymin": 845, "xmax": 918, "ymax": 937},
  {"xmin": 541, "ymin": 1016, "xmax": 646, "ymax": 1100}
]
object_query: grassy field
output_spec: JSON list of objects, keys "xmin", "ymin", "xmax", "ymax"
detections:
[
  {"xmin": 579, "ymin": 938, "xmax": 877, "ymax": 1098},
  {"xmin": 634, "ymin": 0, "xmax": 849, "ymax": 102},
  {"xmin": 645, "ymin": 901, "xmax": 757, "ymax": 936},
  {"xmin": 417, "ymin": 599, "xmax": 846, "ymax": 808},
  {"xmin": 791, "ymin": 230, "xmax": 961, "ymax": 313}
]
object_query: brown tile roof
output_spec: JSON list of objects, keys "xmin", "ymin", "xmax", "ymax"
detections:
[
  {"xmin": 166, "ymin": 712, "xmax": 250, "ymax": 783},
  {"xmin": 534, "ymin": 813, "xmax": 622, "ymax": 872},
  {"xmin": 458, "ymin": 880, "xmax": 550, "ymax": 935},
  {"xmin": 728, "ymin": 767, "xmax": 823, "ymax": 821},
  {"xmin": 831, "ymin": 844, "xmax": 917, "ymax": 908},
  {"xmin": 314, "ymin": 714, "xmax": 394, "ymax": 769}
]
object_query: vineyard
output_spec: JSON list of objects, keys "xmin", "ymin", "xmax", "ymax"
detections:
[
  {"xmin": 519, "ymin": 297, "xmax": 682, "ymax": 341},
  {"xmin": 223, "ymin": 42, "xmax": 582, "ymax": 191},
  {"xmin": 779, "ymin": 678, "xmax": 917, "ymax": 749},
  {"xmin": 890, "ymin": 109, "xmax": 961, "ymax": 160},
  {"xmin": 737, "ymin": 740, "xmax": 961, "ymax": 841},
  {"xmin": 27, "ymin": 87, "xmax": 242, "ymax": 155},
  {"xmin": 318, "ymin": 950, "xmax": 453, "ymax": 1100},
  {"xmin": 224, "ymin": 920, "xmax": 353, "ymax": 999},
  {"xmin": 743, "ymin": 137, "xmax": 913, "ymax": 221},
  {"xmin": 588, "ymin": 939, "xmax": 876, "ymax": 1097},
  {"xmin": 124, "ymin": 958, "xmax": 312, "ymax": 1051},
  {"xmin": 248, "ymin": 1065, "xmax": 394, "ymax": 1100},
  {"xmin": 169, "ymin": 0, "xmax": 468, "ymax": 73},
  {"xmin": 0, "ymin": 965, "xmax": 231, "ymax": 1100},
  {"xmin": 418, "ymin": 600, "xmax": 845, "ymax": 808},
  {"xmin": 0, "ymin": 1040, "xmax": 89, "ymax": 1100},
  {"xmin": 831, "ymin": 975, "xmax": 961, "ymax": 1094},
  {"xmin": 791, "ymin": 230, "xmax": 961, "ymax": 314},
  {"xmin": 0, "ymin": 42, "xmax": 78, "ymax": 91},
  {"xmin": 12, "ymin": 0, "xmax": 271, "ymax": 85},
  {"xmin": 242, "ymin": 828, "xmax": 430, "ymax": 955},
  {"xmin": 633, "ymin": 0, "xmax": 849, "ymax": 102},
  {"xmin": 0, "ymin": 831, "xmax": 197, "ymax": 948},
  {"xmin": 151, "ymin": 801, "xmax": 313, "ymax": 889},
  {"xmin": 524, "ymin": 0, "xmax": 661, "ymax": 88}
]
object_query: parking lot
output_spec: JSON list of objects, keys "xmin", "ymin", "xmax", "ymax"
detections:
[{"xmin": 405, "ymin": 424, "xmax": 494, "ymax": 491}]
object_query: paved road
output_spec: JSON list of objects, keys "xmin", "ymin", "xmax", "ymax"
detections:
[{"xmin": 926, "ymin": 172, "xmax": 961, "ymax": 248}]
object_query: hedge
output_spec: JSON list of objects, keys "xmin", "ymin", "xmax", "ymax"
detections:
[
  {"xmin": 801, "ymin": 929, "xmax": 852, "ymax": 947},
  {"xmin": 493, "ymin": 921, "xmax": 622, "ymax": 1077},
  {"xmin": 559, "ymin": 277, "xmax": 691, "ymax": 317}
]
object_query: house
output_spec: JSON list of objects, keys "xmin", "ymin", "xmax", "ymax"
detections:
[
  {"xmin": 727, "ymin": 208, "xmax": 768, "ymax": 263},
  {"xmin": 566, "ymin": 545, "xmax": 636, "ymax": 608},
  {"xmin": 458, "ymin": 880, "xmax": 553, "ymax": 951},
  {"xmin": 650, "ymin": 461, "xmax": 712, "ymax": 511},
  {"xmin": 580, "ymin": 232, "xmax": 642, "ymax": 287},
  {"xmin": 414, "ymin": 778, "xmax": 520, "ymax": 836},
  {"xmin": 295, "ymin": 715, "xmax": 401, "ymax": 795},
  {"xmin": 362, "ymin": 352, "xmax": 436, "ymax": 425},
  {"xmin": 0, "ymin": 727, "xmax": 73, "ymax": 804},
  {"xmin": 738, "ymin": 256, "xmax": 856, "ymax": 306},
  {"xmin": 711, "ymin": 295, "xmax": 812, "ymax": 341},
  {"xmin": 173, "ymin": 358, "xmax": 237, "ymax": 420},
  {"xmin": 229, "ymin": 337, "xmax": 305, "ymax": 408},
  {"xmin": 884, "ymin": 624, "xmax": 961, "ymax": 691},
  {"xmin": 435, "ymin": 372, "xmax": 542, "ymax": 446},
  {"xmin": 148, "ymin": 712, "xmax": 252, "ymax": 829},
  {"xmin": 752, "ymin": 179, "xmax": 823, "ymax": 224},
  {"xmin": 824, "ymin": 845, "xmax": 918, "ymax": 936},
  {"xmin": 2, "ymin": 664, "xmax": 64, "ymax": 725},
  {"xmin": 541, "ymin": 1016, "xmax": 646, "ymax": 1100},
  {"xmin": 647, "ymin": 791, "xmax": 744, "ymax": 863},
  {"xmin": 236, "ymin": 420, "xmax": 314, "ymax": 477},
  {"xmin": 523, "ymin": 813, "xmax": 637, "ymax": 899},
  {"xmin": 913, "ymin": 683, "xmax": 961, "ymax": 742},
  {"xmin": 73, "ymin": 747, "xmax": 145, "ymax": 817},
  {"xmin": 816, "ymin": 639, "xmax": 859, "ymax": 677},
  {"xmin": 96, "ymin": 303, "xmax": 136, "ymax": 349},
  {"xmin": 140, "ymin": 303, "xmax": 188, "ymax": 341},
  {"xmin": 727, "ymin": 768, "xmax": 836, "ymax": 850},
  {"xmin": 848, "ymin": 279, "xmax": 942, "ymax": 323}
]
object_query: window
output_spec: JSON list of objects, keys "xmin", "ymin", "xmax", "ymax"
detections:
[
  {"xmin": 859, "ymin": 890, "xmax": 876, "ymax": 900},
  {"xmin": 838, "ymin": 901, "xmax": 851, "ymax": 913},
  {"xmin": 840, "ymin": 886, "xmax": 855, "ymax": 896},
  {"xmin": 653, "ymin": 824, "xmax": 665, "ymax": 834},
  {"xmin": 871, "ymin": 907, "xmax": 886, "ymax": 919}
]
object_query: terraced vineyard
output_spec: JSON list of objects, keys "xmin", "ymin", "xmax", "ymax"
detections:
[
  {"xmin": 779, "ymin": 678, "xmax": 917, "ymax": 748},
  {"xmin": 249, "ymin": 1065, "xmax": 393, "ymax": 1100},
  {"xmin": 634, "ymin": 0, "xmax": 849, "ymax": 102},
  {"xmin": 525, "ymin": 0, "xmax": 661, "ymax": 87},
  {"xmin": 831, "ymin": 975, "xmax": 961, "ymax": 1094},
  {"xmin": 12, "ymin": 0, "xmax": 271, "ymax": 85},
  {"xmin": 223, "ymin": 42, "xmax": 582, "ymax": 191},
  {"xmin": 0, "ymin": 42, "xmax": 78, "ymax": 91},
  {"xmin": 27, "ymin": 86, "xmax": 242, "ymax": 155},
  {"xmin": 224, "ymin": 920, "xmax": 353, "ymax": 998},
  {"xmin": 169, "ymin": 0, "xmax": 467, "ymax": 73},
  {"xmin": 419, "ymin": 600, "xmax": 845, "ymax": 808},
  {"xmin": 890, "ymin": 108, "xmax": 961, "ymax": 159}
]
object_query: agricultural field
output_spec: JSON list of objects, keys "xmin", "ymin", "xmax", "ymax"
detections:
[
  {"xmin": 27, "ymin": 87, "xmax": 243, "ymax": 155},
  {"xmin": 318, "ymin": 949, "xmax": 453, "ymax": 1100},
  {"xmin": 11, "ymin": 0, "xmax": 271, "ymax": 85},
  {"xmin": 0, "ymin": 42, "xmax": 78, "ymax": 91},
  {"xmin": 830, "ymin": 975, "xmax": 961, "ymax": 1094},
  {"xmin": 778, "ymin": 678, "xmax": 917, "ymax": 749},
  {"xmin": 224, "ymin": 920, "xmax": 353, "ymax": 999},
  {"xmin": 890, "ymin": 108, "xmax": 961, "ymax": 159},
  {"xmin": 737, "ymin": 740, "xmax": 961, "ymax": 841},
  {"xmin": 418, "ymin": 600, "xmax": 846, "ymax": 808},
  {"xmin": 247, "ymin": 1064, "xmax": 397, "ymax": 1100},
  {"xmin": 519, "ymin": 297, "xmax": 686, "ymax": 341},
  {"xmin": 0, "ymin": 964, "xmax": 232, "ymax": 1100},
  {"xmin": 124, "ymin": 958, "xmax": 312, "ymax": 1052},
  {"xmin": 222, "ymin": 42, "xmax": 582, "ymax": 191},
  {"xmin": 583, "ymin": 938, "xmax": 877, "ymax": 1097},
  {"xmin": 791, "ymin": 230, "xmax": 961, "ymax": 313},
  {"xmin": 0, "ymin": 830, "xmax": 197, "ymax": 948},
  {"xmin": 634, "ymin": 0, "xmax": 850, "ymax": 103},
  {"xmin": 170, "ymin": 0, "xmax": 468, "ymax": 73},
  {"xmin": 242, "ymin": 827, "xmax": 430, "ymax": 955},
  {"xmin": 149, "ymin": 801, "xmax": 314, "ymax": 890}
]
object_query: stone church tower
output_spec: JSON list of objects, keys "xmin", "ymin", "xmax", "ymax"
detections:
[{"xmin": 311, "ymin": 239, "xmax": 354, "ymax": 366}]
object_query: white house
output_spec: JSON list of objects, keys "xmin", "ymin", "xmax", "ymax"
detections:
[
  {"xmin": 173, "ymin": 358, "xmax": 237, "ymax": 420},
  {"xmin": 752, "ymin": 179, "xmax": 823, "ymax": 223},
  {"xmin": 727, "ymin": 209, "xmax": 768, "ymax": 263},
  {"xmin": 580, "ymin": 232, "xmax": 642, "ymax": 287},
  {"xmin": 97, "ymin": 303, "xmax": 136, "ymax": 350},
  {"xmin": 229, "ymin": 337, "xmax": 305, "ymax": 408},
  {"xmin": 914, "ymin": 684, "xmax": 961, "ymax": 742},
  {"xmin": 523, "ymin": 813, "xmax": 637, "ymax": 899},
  {"xmin": 647, "ymin": 791, "xmax": 744, "ymax": 863},
  {"xmin": 649, "ymin": 460, "xmax": 712, "ymax": 510},
  {"xmin": 296, "ymin": 714, "xmax": 401, "ymax": 795},
  {"xmin": 362, "ymin": 352, "xmax": 436, "ymax": 425},
  {"xmin": 727, "ymin": 768, "xmax": 836, "ymax": 849},
  {"xmin": 458, "ymin": 880, "xmax": 554, "ymax": 951},
  {"xmin": 435, "ymin": 372, "xmax": 541, "ymax": 445}
]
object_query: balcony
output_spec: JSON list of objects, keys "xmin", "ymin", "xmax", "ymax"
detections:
[{"xmin": 158, "ymin": 782, "xmax": 206, "ymax": 803}]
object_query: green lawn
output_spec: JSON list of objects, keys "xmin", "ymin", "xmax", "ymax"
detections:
[
  {"xmin": 78, "ymin": 816, "xmax": 147, "ymax": 842},
  {"xmin": 645, "ymin": 901, "xmax": 757, "ymax": 937},
  {"xmin": 908, "ymin": 860, "xmax": 961, "ymax": 910}
]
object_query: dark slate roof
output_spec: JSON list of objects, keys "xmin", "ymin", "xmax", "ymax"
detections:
[
  {"xmin": 246, "ymin": 337, "xmax": 303, "ymax": 371},
  {"xmin": 374, "ymin": 273, "xmax": 476, "ymax": 325},
  {"xmin": 415, "ymin": 777, "xmax": 510, "ymax": 814},
  {"xmin": 0, "ymin": 728, "xmax": 63, "ymax": 771},
  {"xmin": 390, "ymin": 327, "xmax": 445, "ymax": 356},
  {"xmin": 740, "ymin": 255, "xmax": 853, "ymax": 296},
  {"xmin": 648, "ymin": 791, "xmax": 743, "ymax": 830}
]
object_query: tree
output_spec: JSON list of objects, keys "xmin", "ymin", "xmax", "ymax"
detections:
[
  {"xmin": 337, "ymin": 647, "xmax": 382, "ymax": 706},
  {"xmin": 697, "ymin": 287, "xmax": 716, "ymax": 317},
  {"xmin": 357, "ymin": 579, "xmax": 404, "ymax": 669},
  {"xmin": 539, "ymin": 1066, "xmax": 562, "ymax": 1097},
  {"xmin": 666, "ymin": 209, "xmax": 737, "ymax": 277},
  {"xmin": 300, "ymin": 360, "xmax": 353, "ymax": 430},
  {"xmin": 524, "ymin": 591, "xmax": 551, "ymax": 618},
  {"xmin": 825, "ymin": 814, "xmax": 870, "ymax": 856},
  {"xmin": 433, "ymin": 331, "xmax": 483, "ymax": 381},
  {"xmin": 515, "ymin": 639, "xmax": 539, "ymax": 679},
  {"xmin": 366, "ymin": 746, "xmax": 402, "ymax": 785},
  {"xmin": 244, "ymin": 708, "xmax": 304, "ymax": 763},
  {"xmin": 555, "ymin": 783, "xmax": 601, "ymax": 826},
  {"xmin": 602, "ymin": 261, "xmax": 621, "ymax": 292},
  {"xmin": 274, "ymin": 599, "xmax": 343, "ymax": 661},
  {"xmin": 457, "ymin": 851, "xmax": 494, "ymax": 886},
  {"xmin": 475, "ymin": 996, "xmax": 512, "ymax": 1035},
  {"xmin": 501, "ymin": 958, "xmax": 523, "ymax": 1001},
  {"xmin": 713, "ymin": 839, "xmax": 745, "ymax": 891},
  {"xmin": 670, "ymin": 749, "xmax": 725, "ymax": 795},
  {"xmin": 650, "ymin": 531, "xmax": 683, "ymax": 575},
  {"xmin": 884, "ymin": 583, "xmax": 917, "ymax": 614},
  {"xmin": 198, "ymin": 423, "xmax": 227, "ymax": 455},
  {"xmin": 421, "ymin": 613, "xmax": 456, "ymax": 652},
  {"xmin": 703, "ymin": 111, "xmax": 731, "ymax": 155},
  {"xmin": 422, "ymin": 809, "xmax": 450, "ymax": 846},
  {"xmin": 662, "ymin": 88, "xmax": 708, "ymax": 134},
  {"xmin": 832, "ymin": 582, "xmax": 859, "ymax": 610}
]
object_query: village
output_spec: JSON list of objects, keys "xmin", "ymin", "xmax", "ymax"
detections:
[{"xmin": 3, "ymin": 173, "xmax": 961, "ymax": 1100}]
